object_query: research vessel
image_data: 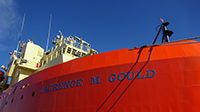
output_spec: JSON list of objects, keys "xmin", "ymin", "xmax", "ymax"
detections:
[{"xmin": 0, "ymin": 20, "xmax": 200, "ymax": 112}]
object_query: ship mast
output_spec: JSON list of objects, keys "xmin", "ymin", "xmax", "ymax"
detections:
[
  {"xmin": 16, "ymin": 13, "xmax": 26, "ymax": 52},
  {"xmin": 46, "ymin": 14, "xmax": 52, "ymax": 52},
  {"xmin": 152, "ymin": 19, "xmax": 173, "ymax": 45}
]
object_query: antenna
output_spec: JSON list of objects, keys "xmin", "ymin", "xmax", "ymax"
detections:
[
  {"xmin": 46, "ymin": 14, "xmax": 52, "ymax": 52},
  {"xmin": 152, "ymin": 19, "xmax": 173, "ymax": 44},
  {"xmin": 16, "ymin": 13, "xmax": 26, "ymax": 51}
]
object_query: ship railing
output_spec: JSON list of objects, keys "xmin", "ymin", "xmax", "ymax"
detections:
[
  {"xmin": 72, "ymin": 41, "xmax": 90, "ymax": 52},
  {"xmin": 65, "ymin": 40, "xmax": 70, "ymax": 46},
  {"xmin": 73, "ymin": 42, "xmax": 81, "ymax": 49},
  {"xmin": 83, "ymin": 43, "xmax": 90, "ymax": 52}
]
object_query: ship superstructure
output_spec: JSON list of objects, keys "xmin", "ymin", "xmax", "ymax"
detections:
[
  {"xmin": 38, "ymin": 31, "xmax": 97, "ymax": 71},
  {"xmin": 0, "ymin": 31, "xmax": 97, "ymax": 89}
]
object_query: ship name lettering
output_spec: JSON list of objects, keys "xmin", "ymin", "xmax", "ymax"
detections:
[
  {"xmin": 109, "ymin": 69, "xmax": 156, "ymax": 82},
  {"xmin": 90, "ymin": 76, "xmax": 102, "ymax": 85},
  {"xmin": 40, "ymin": 78, "xmax": 83, "ymax": 93}
]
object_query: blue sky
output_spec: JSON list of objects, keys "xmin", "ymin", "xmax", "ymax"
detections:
[{"xmin": 0, "ymin": 0, "xmax": 200, "ymax": 68}]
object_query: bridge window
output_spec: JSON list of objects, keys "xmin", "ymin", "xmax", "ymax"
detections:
[
  {"xmin": 67, "ymin": 47, "xmax": 71, "ymax": 54},
  {"xmin": 82, "ymin": 53, "xmax": 86, "ymax": 57},
  {"xmin": 72, "ymin": 49, "xmax": 77, "ymax": 55},
  {"xmin": 76, "ymin": 51, "xmax": 81, "ymax": 57}
]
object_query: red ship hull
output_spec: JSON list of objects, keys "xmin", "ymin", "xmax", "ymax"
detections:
[{"xmin": 1, "ymin": 40, "xmax": 200, "ymax": 112}]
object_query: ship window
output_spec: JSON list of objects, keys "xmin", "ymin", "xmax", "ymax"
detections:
[
  {"xmin": 67, "ymin": 47, "xmax": 71, "ymax": 54},
  {"xmin": 43, "ymin": 60, "xmax": 46, "ymax": 65},
  {"xmin": 63, "ymin": 48, "xmax": 66, "ymax": 54},
  {"xmin": 72, "ymin": 49, "xmax": 77, "ymax": 55},
  {"xmin": 14, "ymin": 60, "xmax": 18, "ymax": 65},
  {"xmin": 76, "ymin": 51, "xmax": 81, "ymax": 57},
  {"xmin": 82, "ymin": 53, "xmax": 86, "ymax": 57}
]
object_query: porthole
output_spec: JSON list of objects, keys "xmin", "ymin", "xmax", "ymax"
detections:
[
  {"xmin": 21, "ymin": 95, "xmax": 23, "ymax": 100},
  {"xmin": 32, "ymin": 92, "xmax": 35, "ymax": 97}
]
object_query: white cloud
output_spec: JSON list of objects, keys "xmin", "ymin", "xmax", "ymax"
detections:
[
  {"xmin": 0, "ymin": 0, "xmax": 20, "ymax": 40},
  {"xmin": 0, "ymin": 0, "xmax": 20, "ymax": 51}
]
